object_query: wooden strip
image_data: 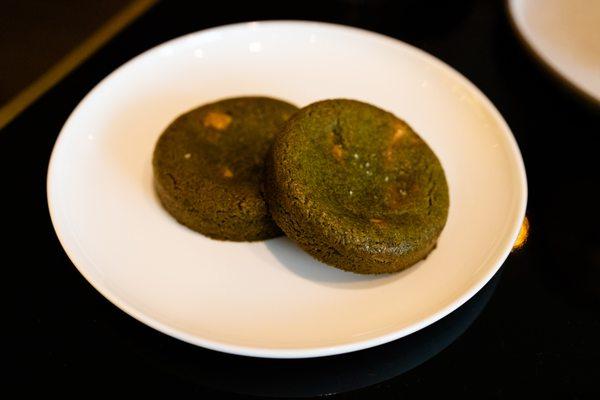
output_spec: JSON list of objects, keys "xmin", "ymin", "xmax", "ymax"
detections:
[{"xmin": 0, "ymin": 0, "xmax": 157, "ymax": 130}]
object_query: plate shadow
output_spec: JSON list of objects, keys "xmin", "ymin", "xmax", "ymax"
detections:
[{"xmin": 264, "ymin": 237, "xmax": 407, "ymax": 289}]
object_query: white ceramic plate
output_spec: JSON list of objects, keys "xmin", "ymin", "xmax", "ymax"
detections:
[
  {"xmin": 508, "ymin": 0, "xmax": 600, "ymax": 103},
  {"xmin": 47, "ymin": 21, "xmax": 527, "ymax": 358}
]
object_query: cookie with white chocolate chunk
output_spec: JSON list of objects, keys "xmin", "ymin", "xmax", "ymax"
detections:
[
  {"xmin": 153, "ymin": 97, "xmax": 298, "ymax": 241},
  {"xmin": 265, "ymin": 99, "xmax": 449, "ymax": 274}
]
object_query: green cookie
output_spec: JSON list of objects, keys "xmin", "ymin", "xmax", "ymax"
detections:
[
  {"xmin": 153, "ymin": 97, "xmax": 298, "ymax": 241},
  {"xmin": 265, "ymin": 99, "xmax": 449, "ymax": 274}
]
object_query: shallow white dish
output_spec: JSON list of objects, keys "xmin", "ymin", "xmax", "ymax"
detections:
[
  {"xmin": 508, "ymin": 0, "xmax": 600, "ymax": 103},
  {"xmin": 47, "ymin": 21, "xmax": 527, "ymax": 358}
]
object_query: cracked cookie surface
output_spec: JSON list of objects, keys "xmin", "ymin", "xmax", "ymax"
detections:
[
  {"xmin": 265, "ymin": 99, "xmax": 449, "ymax": 274},
  {"xmin": 153, "ymin": 96, "xmax": 298, "ymax": 241}
]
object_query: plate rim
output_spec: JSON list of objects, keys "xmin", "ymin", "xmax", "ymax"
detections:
[
  {"xmin": 507, "ymin": 0, "xmax": 600, "ymax": 106},
  {"xmin": 47, "ymin": 20, "xmax": 528, "ymax": 359}
]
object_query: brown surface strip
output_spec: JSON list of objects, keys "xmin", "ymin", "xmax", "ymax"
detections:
[{"xmin": 0, "ymin": 0, "xmax": 157, "ymax": 129}]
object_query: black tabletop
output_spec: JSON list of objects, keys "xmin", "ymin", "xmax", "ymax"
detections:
[{"xmin": 6, "ymin": 0, "xmax": 599, "ymax": 397}]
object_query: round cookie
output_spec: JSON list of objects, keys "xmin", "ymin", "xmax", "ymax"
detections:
[
  {"xmin": 265, "ymin": 99, "xmax": 449, "ymax": 274},
  {"xmin": 153, "ymin": 97, "xmax": 298, "ymax": 241}
]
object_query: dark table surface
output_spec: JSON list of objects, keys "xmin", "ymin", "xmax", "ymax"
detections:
[
  {"xmin": 0, "ymin": 0, "xmax": 135, "ymax": 106},
  {"xmin": 6, "ymin": 0, "xmax": 599, "ymax": 397}
]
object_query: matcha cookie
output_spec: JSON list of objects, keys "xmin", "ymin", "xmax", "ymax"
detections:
[
  {"xmin": 265, "ymin": 99, "xmax": 449, "ymax": 274},
  {"xmin": 153, "ymin": 97, "xmax": 298, "ymax": 241}
]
